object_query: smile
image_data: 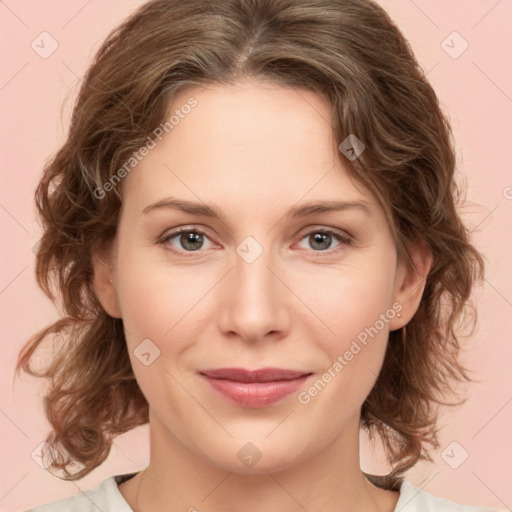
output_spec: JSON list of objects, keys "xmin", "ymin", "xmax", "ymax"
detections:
[{"xmin": 198, "ymin": 367, "xmax": 313, "ymax": 408}]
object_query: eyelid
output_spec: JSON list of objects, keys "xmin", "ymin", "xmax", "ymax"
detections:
[
  {"xmin": 296, "ymin": 224, "xmax": 352, "ymax": 241},
  {"xmin": 292, "ymin": 226, "xmax": 352, "ymax": 254},
  {"xmin": 158, "ymin": 225, "xmax": 219, "ymax": 254},
  {"xmin": 158, "ymin": 224, "xmax": 352, "ymax": 256}
]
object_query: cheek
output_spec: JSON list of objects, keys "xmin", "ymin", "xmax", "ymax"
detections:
[
  {"xmin": 300, "ymin": 259, "xmax": 396, "ymax": 345},
  {"xmin": 116, "ymin": 236, "xmax": 397, "ymax": 360},
  {"xmin": 114, "ymin": 256, "xmax": 207, "ymax": 403},
  {"xmin": 115, "ymin": 253, "xmax": 214, "ymax": 348},
  {"xmin": 295, "ymin": 254, "xmax": 397, "ymax": 403}
]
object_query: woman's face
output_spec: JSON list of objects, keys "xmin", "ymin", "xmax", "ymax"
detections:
[{"xmin": 95, "ymin": 80, "xmax": 427, "ymax": 473}]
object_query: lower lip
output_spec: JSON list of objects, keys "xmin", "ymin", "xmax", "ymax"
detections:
[{"xmin": 200, "ymin": 374, "xmax": 311, "ymax": 408}]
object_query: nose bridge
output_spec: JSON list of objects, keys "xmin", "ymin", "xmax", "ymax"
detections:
[
  {"xmin": 218, "ymin": 236, "xmax": 290, "ymax": 340},
  {"xmin": 235, "ymin": 242, "xmax": 276, "ymax": 300}
]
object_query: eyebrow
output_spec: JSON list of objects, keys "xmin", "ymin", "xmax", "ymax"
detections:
[{"xmin": 142, "ymin": 197, "xmax": 372, "ymax": 219}]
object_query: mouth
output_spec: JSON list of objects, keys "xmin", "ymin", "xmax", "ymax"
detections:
[{"xmin": 198, "ymin": 367, "xmax": 313, "ymax": 408}]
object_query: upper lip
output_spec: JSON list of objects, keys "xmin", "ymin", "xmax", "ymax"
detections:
[{"xmin": 199, "ymin": 367, "xmax": 312, "ymax": 383}]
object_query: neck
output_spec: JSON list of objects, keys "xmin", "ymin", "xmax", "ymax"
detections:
[{"xmin": 130, "ymin": 409, "xmax": 400, "ymax": 512}]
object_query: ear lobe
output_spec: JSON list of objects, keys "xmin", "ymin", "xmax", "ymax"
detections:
[
  {"xmin": 390, "ymin": 238, "xmax": 432, "ymax": 331},
  {"xmin": 91, "ymin": 248, "xmax": 122, "ymax": 319}
]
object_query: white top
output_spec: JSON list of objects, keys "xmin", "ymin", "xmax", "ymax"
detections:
[{"xmin": 23, "ymin": 473, "xmax": 502, "ymax": 511}]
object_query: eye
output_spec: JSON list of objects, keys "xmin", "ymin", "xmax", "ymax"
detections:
[
  {"xmin": 159, "ymin": 228, "xmax": 216, "ymax": 254},
  {"xmin": 295, "ymin": 229, "xmax": 351, "ymax": 254},
  {"xmin": 159, "ymin": 226, "xmax": 352, "ymax": 256}
]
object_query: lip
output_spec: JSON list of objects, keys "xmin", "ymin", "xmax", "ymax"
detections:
[{"xmin": 198, "ymin": 367, "xmax": 313, "ymax": 408}]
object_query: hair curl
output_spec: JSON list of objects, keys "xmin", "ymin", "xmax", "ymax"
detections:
[{"xmin": 16, "ymin": 0, "xmax": 485, "ymax": 489}]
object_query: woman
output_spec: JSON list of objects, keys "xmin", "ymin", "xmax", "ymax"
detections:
[{"xmin": 17, "ymin": 0, "xmax": 498, "ymax": 510}]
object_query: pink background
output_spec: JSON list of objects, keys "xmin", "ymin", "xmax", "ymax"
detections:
[{"xmin": 1, "ymin": 1, "xmax": 511, "ymax": 510}]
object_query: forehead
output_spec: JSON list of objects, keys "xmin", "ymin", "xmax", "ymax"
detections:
[{"xmin": 119, "ymin": 80, "xmax": 378, "ymax": 220}]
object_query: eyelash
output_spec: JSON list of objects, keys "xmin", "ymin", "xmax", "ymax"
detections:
[{"xmin": 158, "ymin": 226, "xmax": 352, "ymax": 257}]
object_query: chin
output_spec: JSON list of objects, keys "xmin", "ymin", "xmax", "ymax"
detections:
[{"xmin": 199, "ymin": 436, "xmax": 312, "ymax": 475}]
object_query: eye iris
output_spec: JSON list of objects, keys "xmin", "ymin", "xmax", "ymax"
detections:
[
  {"xmin": 181, "ymin": 231, "xmax": 203, "ymax": 251},
  {"xmin": 310, "ymin": 232, "xmax": 331, "ymax": 250}
]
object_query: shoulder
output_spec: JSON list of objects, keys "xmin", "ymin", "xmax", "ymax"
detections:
[
  {"xmin": 396, "ymin": 481, "xmax": 504, "ymax": 512},
  {"xmin": 21, "ymin": 474, "xmax": 505, "ymax": 512},
  {"xmin": 23, "ymin": 473, "xmax": 137, "ymax": 512}
]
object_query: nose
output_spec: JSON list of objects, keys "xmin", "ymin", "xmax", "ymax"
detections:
[{"xmin": 216, "ymin": 240, "xmax": 292, "ymax": 344}]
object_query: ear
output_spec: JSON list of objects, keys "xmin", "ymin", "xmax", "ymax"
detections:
[
  {"xmin": 91, "ymin": 243, "xmax": 122, "ymax": 319},
  {"xmin": 390, "ymin": 238, "xmax": 432, "ymax": 331}
]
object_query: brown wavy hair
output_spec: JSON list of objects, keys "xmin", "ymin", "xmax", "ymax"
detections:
[{"xmin": 15, "ymin": 0, "xmax": 485, "ymax": 487}]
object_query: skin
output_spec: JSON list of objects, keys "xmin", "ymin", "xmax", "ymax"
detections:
[{"xmin": 92, "ymin": 79, "xmax": 431, "ymax": 512}]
